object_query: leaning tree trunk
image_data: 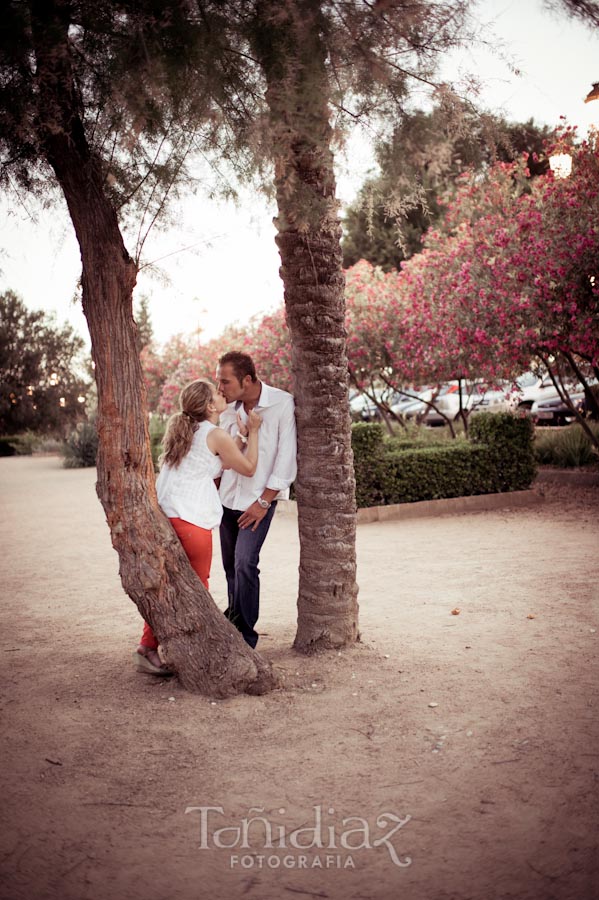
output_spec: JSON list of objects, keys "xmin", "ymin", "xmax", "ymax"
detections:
[
  {"xmin": 30, "ymin": 0, "xmax": 276, "ymax": 697},
  {"xmin": 252, "ymin": 0, "xmax": 359, "ymax": 652}
]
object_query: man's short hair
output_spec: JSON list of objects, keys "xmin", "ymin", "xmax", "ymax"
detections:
[{"xmin": 218, "ymin": 351, "xmax": 257, "ymax": 384}]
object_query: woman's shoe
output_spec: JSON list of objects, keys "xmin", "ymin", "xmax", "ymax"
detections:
[{"xmin": 132, "ymin": 650, "xmax": 174, "ymax": 676}]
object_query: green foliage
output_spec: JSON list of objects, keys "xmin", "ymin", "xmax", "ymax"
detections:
[
  {"xmin": 135, "ymin": 296, "xmax": 154, "ymax": 353},
  {"xmin": 342, "ymin": 108, "xmax": 551, "ymax": 272},
  {"xmin": 385, "ymin": 424, "xmax": 460, "ymax": 452},
  {"xmin": 350, "ymin": 423, "xmax": 384, "ymax": 506},
  {"xmin": 61, "ymin": 414, "xmax": 169, "ymax": 470},
  {"xmin": 535, "ymin": 425, "xmax": 599, "ymax": 467},
  {"xmin": 0, "ymin": 1, "xmax": 215, "ymax": 242},
  {"xmin": 377, "ymin": 444, "xmax": 498, "ymax": 504},
  {"xmin": 1, "ymin": 0, "xmax": 471, "ymax": 238},
  {"xmin": 0, "ymin": 291, "xmax": 90, "ymax": 436},
  {"xmin": 38, "ymin": 437, "xmax": 65, "ymax": 454},
  {"xmin": 62, "ymin": 420, "xmax": 98, "ymax": 468},
  {"xmin": 351, "ymin": 421, "xmax": 385, "ymax": 455},
  {"xmin": 547, "ymin": 0, "xmax": 599, "ymax": 29},
  {"xmin": 149, "ymin": 414, "xmax": 167, "ymax": 471},
  {"xmin": 0, "ymin": 438, "xmax": 16, "ymax": 457},
  {"xmin": 352, "ymin": 414, "xmax": 537, "ymax": 508},
  {"xmin": 0, "ymin": 431, "xmax": 41, "ymax": 456},
  {"xmin": 469, "ymin": 413, "xmax": 537, "ymax": 491},
  {"xmin": 585, "ymin": 382, "xmax": 599, "ymax": 419}
]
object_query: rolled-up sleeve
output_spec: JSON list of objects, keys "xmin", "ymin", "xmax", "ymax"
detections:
[{"xmin": 266, "ymin": 395, "xmax": 297, "ymax": 492}]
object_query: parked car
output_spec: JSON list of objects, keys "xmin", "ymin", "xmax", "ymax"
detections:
[
  {"xmin": 469, "ymin": 384, "xmax": 518, "ymax": 415},
  {"xmin": 349, "ymin": 391, "xmax": 377, "ymax": 421},
  {"xmin": 422, "ymin": 383, "xmax": 514, "ymax": 426},
  {"xmin": 531, "ymin": 390, "xmax": 586, "ymax": 426},
  {"xmin": 420, "ymin": 384, "xmax": 461, "ymax": 425},
  {"xmin": 349, "ymin": 388, "xmax": 395, "ymax": 422},
  {"xmin": 514, "ymin": 372, "xmax": 576, "ymax": 414},
  {"xmin": 390, "ymin": 388, "xmax": 431, "ymax": 419},
  {"xmin": 401, "ymin": 388, "xmax": 436, "ymax": 421}
]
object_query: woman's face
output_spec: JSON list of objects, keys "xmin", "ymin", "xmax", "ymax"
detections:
[{"xmin": 212, "ymin": 389, "xmax": 228, "ymax": 415}]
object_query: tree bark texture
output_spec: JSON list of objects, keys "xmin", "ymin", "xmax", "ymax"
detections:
[
  {"xmin": 253, "ymin": 0, "xmax": 359, "ymax": 652},
  {"xmin": 29, "ymin": 0, "xmax": 277, "ymax": 696}
]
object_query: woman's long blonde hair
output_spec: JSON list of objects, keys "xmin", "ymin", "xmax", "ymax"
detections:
[{"xmin": 160, "ymin": 379, "xmax": 214, "ymax": 468}]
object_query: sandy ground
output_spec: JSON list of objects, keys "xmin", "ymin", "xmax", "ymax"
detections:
[{"xmin": 1, "ymin": 455, "xmax": 598, "ymax": 900}]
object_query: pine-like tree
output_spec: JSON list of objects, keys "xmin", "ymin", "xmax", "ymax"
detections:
[
  {"xmin": 1, "ymin": 0, "xmax": 278, "ymax": 695},
  {"xmin": 1, "ymin": 0, "xmax": 474, "ymax": 686},
  {"xmin": 342, "ymin": 107, "xmax": 552, "ymax": 271},
  {"xmin": 0, "ymin": 291, "xmax": 89, "ymax": 435}
]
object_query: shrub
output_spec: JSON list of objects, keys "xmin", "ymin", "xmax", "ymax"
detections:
[
  {"xmin": 0, "ymin": 437, "xmax": 17, "ymax": 457},
  {"xmin": 149, "ymin": 414, "xmax": 167, "ymax": 471},
  {"xmin": 37, "ymin": 437, "xmax": 64, "ymax": 454},
  {"xmin": 469, "ymin": 413, "xmax": 537, "ymax": 492},
  {"xmin": 386, "ymin": 432, "xmax": 466, "ymax": 453},
  {"xmin": 351, "ymin": 423, "xmax": 385, "ymax": 507},
  {"xmin": 387, "ymin": 422, "xmax": 457, "ymax": 450},
  {"xmin": 584, "ymin": 383, "xmax": 599, "ymax": 419},
  {"xmin": 352, "ymin": 413, "xmax": 537, "ymax": 508},
  {"xmin": 351, "ymin": 421, "xmax": 385, "ymax": 456},
  {"xmin": 62, "ymin": 420, "xmax": 98, "ymax": 468},
  {"xmin": 535, "ymin": 425, "xmax": 598, "ymax": 468},
  {"xmin": 375, "ymin": 443, "xmax": 497, "ymax": 504},
  {"xmin": 0, "ymin": 431, "xmax": 41, "ymax": 456}
]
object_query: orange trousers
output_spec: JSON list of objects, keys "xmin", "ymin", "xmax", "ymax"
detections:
[{"xmin": 140, "ymin": 517, "xmax": 213, "ymax": 650}]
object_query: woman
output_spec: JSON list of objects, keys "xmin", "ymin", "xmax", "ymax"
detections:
[{"xmin": 133, "ymin": 378, "xmax": 261, "ymax": 674}]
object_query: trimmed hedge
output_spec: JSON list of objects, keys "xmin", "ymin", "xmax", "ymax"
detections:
[
  {"xmin": 352, "ymin": 413, "xmax": 537, "ymax": 508},
  {"xmin": 469, "ymin": 412, "xmax": 537, "ymax": 491}
]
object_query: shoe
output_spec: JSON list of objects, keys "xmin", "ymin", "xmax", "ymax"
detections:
[{"xmin": 132, "ymin": 651, "xmax": 174, "ymax": 676}]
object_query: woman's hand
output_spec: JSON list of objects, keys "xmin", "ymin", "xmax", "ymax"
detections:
[
  {"xmin": 247, "ymin": 410, "xmax": 262, "ymax": 433},
  {"xmin": 236, "ymin": 411, "xmax": 249, "ymax": 438}
]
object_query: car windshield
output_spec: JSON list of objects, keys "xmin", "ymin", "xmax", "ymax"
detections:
[{"xmin": 517, "ymin": 372, "xmax": 539, "ymax": 388}]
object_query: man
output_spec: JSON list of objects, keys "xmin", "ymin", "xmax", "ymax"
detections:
[{"xmin": 216, "ymin": 351, "xmax": 297, "ymax": 648}]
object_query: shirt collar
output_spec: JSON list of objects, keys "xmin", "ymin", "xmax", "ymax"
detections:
[{"xmin": 234, "ymin": 381, "xmax": 274, "ymax": 411}]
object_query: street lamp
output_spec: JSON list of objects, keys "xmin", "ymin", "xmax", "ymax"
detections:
[
  {"xmin": 550, "ymin": 82, "xmax": 599, "ymax": 177},
  {"xmin": 548, "ymin": 152, "xmax": 572, "ymax": 179},
  {"xmin": 584, "ymin": 82, "xmax": 599, "ymax": 104}
]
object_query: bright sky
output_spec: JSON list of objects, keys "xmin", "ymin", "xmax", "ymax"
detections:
[{"xmin": 1, "ymin": 0, "xmax": 599, "ymax": 348}]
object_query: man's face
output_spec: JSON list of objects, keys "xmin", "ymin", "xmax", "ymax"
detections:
[
  {"xmin": 216, "ymin": 363, "xmax": 246, "ymax": 403},
  {"xmin": 211, "ymin": 388, "xmax": 228, "ymax": 415}
]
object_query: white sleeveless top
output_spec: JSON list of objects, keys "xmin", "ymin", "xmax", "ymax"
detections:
[{"xmin": 156, "ymin": 420, "xmax": 223, "ymax": 530}]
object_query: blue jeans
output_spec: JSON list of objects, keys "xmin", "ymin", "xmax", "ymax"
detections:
[{"xmin": 219, "ymin": 503, "xmax": 277, "ymax": 648}]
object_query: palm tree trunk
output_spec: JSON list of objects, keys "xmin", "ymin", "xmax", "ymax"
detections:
[
  {"xmin": 252, "ymin": 0, "xmax": 359, "ymax": 652},
  {"xmin": 30, "ymin": 0, "xmax": 276, "ymax": 696}
]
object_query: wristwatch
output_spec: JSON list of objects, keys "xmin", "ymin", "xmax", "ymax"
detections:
[
  {"xmin": 257, "ymin": 497, "xmax": 271, "ymax": 510},
  {"xmin": 238, "ymin": 433, "xmax": 248, "ymax": 444}
]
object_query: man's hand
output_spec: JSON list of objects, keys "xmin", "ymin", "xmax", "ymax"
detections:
[{"xmin": 238, "ymin": 501, "xmax": 269, "ymax": 532}]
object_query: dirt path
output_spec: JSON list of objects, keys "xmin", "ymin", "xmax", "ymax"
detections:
[{"xmin": 1, "ymin": 456, "xmax": 598, "ymax": 900}]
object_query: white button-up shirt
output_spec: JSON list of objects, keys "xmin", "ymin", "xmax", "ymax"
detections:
[{"xmin": 218, "ymin": 382, "xmax": 297, "ymax": 511}]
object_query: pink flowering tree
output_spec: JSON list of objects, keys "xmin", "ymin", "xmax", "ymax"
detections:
[
  {"xmin": 342, "ymin": 133, "xmax": 599, "ymax": 442},
  {"xmin": 140, "ymin": 333, "xmax": 198, "ymax": 413},
  {"xmin": 344, "ymin": 261, "xmax": 413, "ymax": 427},
  {"xmin": 240, "ymin": 308, "xmax": 293, "ymax": 392},
  {"xmin": 143, "ymin": 133, "xmax": 599, "ymax": 448},
  {"xmin": 343, "ymin": 255, "xmax": 517, "ymax": 435},
  {"xmin": 421, "ymin": 131, "xmax": 599, "ymax": 442},
  {"xmin": 156, "ymin": 328, "xmax": 245, "ymax": 415}
]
